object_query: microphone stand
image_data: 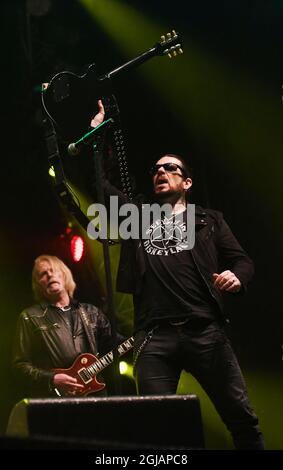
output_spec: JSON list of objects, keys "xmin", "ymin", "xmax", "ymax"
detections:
[
  {"xmin": 91, "ymin": 130, "xmax": 121, "ymax": 396},
  {"xmin": 68, "ymin": 118, "xmax": 114, "ymax": 156}
]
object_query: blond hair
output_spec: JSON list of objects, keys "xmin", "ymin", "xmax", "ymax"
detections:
[{"xmin": 32, "ymin": 255, "xmax": 76, "ymax": 302}]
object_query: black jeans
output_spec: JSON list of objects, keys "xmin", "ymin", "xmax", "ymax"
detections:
[{"xmin": 134, "ymin": 320, "xmax": 264, "ymax": 449}]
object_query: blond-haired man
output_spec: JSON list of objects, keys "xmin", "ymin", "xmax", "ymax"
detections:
[{"xmin": 12, "ymin": 255, "xmax": 113, "ymax": 397}]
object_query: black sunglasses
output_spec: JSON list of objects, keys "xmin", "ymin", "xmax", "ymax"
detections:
[{"xmin": 150, "ymin": 162, "xmax": 187, "ymax": 176}]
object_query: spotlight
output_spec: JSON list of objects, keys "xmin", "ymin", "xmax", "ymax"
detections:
[{"xmin": 70, "ymin": 234, "xmax": 85, "ymax": 263}]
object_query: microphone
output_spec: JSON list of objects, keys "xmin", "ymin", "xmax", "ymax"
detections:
[{"xmin": 67, "ymin": 118, "xmax": 114, "ymax": 156}]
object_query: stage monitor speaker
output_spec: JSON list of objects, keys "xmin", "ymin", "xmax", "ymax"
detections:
[{"xmin": 6, "ymin": 395, "xmax": 204, "ymax": 449}]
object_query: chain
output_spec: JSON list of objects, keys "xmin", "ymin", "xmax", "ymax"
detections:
[{"xmin": 132, "ymin": 327, "xmax": 156, "ymax": 375}]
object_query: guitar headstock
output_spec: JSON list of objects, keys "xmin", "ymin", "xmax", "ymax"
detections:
[{"xmin": 156, "ymin": 30, "xmax": 183, "ymax": 58}]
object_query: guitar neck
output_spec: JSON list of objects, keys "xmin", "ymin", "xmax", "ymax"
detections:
[
  {"xmin": 100, "ymin": 47, "xmax": 157, "ymax": 81},
  {"xmin": 100, "ymin": 30, "xmax": 182, "ymax": 82},
  {"xmin": 87, "ymin": 337, "xmax": 134, "ymax": 377}
]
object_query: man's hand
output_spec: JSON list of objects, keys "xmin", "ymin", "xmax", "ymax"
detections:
[
  {"xmin": 213, "ymin": 270, "xmax": 241, "ymax": 293},
  {"xmin": 53, "ymin": 372, "xmax": 84, "ymax": 396},
  {"xmin": 90, "ymin": 99, "xmax": 105, "ymax": 128}
]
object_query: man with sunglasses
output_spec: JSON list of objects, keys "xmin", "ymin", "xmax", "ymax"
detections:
[{"xmin": 92, "ymin": 101, "xmax": 264, "ymax": 450}]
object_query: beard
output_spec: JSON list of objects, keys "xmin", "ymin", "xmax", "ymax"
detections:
[{"xmin": 153, "ymin": 188, "xmax": 184, "ymax": 204}]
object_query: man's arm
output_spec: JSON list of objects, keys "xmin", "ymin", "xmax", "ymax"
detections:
[
  {"xmin": 213, "ymin": 216, "xmax": 254, "ymax": 294},
  {"xmin": 90, "ymin": 99, "xmax": 105, "ymax": 128},
  {"xmin": 90, "ymin": 99, "xmax": 131, "ymax": 206}
]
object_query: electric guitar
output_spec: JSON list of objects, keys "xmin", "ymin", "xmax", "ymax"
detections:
[
  {"xmin": 53, "ymin": 336, "xmax": 134, "ymax": 397},
  {"xmin": 41, "ymin": 30, "xmax": 183, "ymax": 144}
]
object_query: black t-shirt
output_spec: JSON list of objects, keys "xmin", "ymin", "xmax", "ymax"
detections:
[{"xmin": 134, "ymin": 211, "xmax": 217, "ymax": 330}]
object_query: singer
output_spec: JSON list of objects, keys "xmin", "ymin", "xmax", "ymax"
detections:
[{"xmin": 87, "ymin": 100, "xmax": 265, "ymax": 450}]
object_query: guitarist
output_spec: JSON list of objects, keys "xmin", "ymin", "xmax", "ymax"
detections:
[{"xmin": 12, "ymin": 255, "xmax": 114, "ymax": 397}]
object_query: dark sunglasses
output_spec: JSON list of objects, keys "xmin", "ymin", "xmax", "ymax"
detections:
[{"xmin": 150, "ymin": 162, "xmax": 187, "ymax": 176}]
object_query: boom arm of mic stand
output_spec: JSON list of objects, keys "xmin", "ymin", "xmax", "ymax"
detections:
[
  {"xmin": 79, "ymin": 117, "xmax": 114, "ymax": 144},
  {"xmin": 68, "ymin": 118, "xmax": 114, "ymax": 156}
]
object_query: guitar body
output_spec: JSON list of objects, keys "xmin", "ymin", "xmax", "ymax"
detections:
[
  {"xmin": 43, "ymin": 64, "xmax": 110, "ymax": 143},
  {"xmin": 53, "ymin": 337, "xmax": 134, "ymax": 397},
  {"xmin": 53, "ymin": 353, "xmax": 106, "ymax": 397}
]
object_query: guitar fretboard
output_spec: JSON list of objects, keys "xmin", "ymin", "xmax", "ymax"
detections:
[{"xmin": 79, "ymin": 337, "xmax": 134, "ymax": 382}]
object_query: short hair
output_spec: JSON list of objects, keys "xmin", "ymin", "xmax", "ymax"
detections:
[
  {"xmin": 32, "ymin": 255, "xmax": 76, "ymax": 302},
  {"xmin": 156, "ymin": 153, "xmax": 193, "ymax": 179}
]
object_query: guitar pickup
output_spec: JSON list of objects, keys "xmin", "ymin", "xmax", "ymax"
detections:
[{"xmin": 78, "ymin": 367, "xmax": 93, "ymax": 384}]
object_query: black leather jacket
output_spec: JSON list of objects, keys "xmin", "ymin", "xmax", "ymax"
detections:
[
  {"xmin": 115, "ymin": 203, "xmax": 254, "ymax": 317},
  {"xmin": 12, "ymin": 302, "xmax": 112, "ymax": 397},
  {"xmin": 103, "ymin": 179, "xmax": 254, "ymax": 324},
  {"xmin": 103, "ymin": 180, "xmax": 254, "ymax": 322}
]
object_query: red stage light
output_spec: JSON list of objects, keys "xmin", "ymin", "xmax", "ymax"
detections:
[{"xmin": 70, "ymin": 235, "xmax": 84, "ymax": 262}]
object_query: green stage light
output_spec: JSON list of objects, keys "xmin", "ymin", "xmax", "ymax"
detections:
[
  {"xmin": 119, "ymin": 360, "xmax": 133, "ymax": 379},
  {"xmin": 48, "ymin": 166, "xmax": 56, "ymax": 178}
]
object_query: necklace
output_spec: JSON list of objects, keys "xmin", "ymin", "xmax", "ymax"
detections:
[{"xmin": 61, "ymin": 305, "xmax": 71, "ymax": 312}]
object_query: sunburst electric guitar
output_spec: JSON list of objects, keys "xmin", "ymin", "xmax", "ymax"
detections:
[{"xmin": 53, "ymin": 336, "xmax": 134, "ymax": 397}]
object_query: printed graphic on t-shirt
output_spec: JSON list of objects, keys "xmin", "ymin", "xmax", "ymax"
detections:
[{"xmin": 143, "ymin": 215, "xmax": 190, "ymax": 255}]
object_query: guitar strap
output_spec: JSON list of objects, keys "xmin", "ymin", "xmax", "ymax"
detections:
[
  {"xmin": 113, "ymin": 125, "xmax": 133, "ymax": 201},
  {"xmin": 102, "ymin": 94, "xmax": 133, "ymax": 201},
  {"xmin": 78, "ymin": 304, "xmax": 98, "ymax": 355}
]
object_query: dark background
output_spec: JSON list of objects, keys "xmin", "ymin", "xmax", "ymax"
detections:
[{"xmin": 1, "ymin": 0, "xmax": 283, "ymax": 447}]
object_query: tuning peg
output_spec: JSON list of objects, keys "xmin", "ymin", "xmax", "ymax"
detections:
[
  {"xmin": 167, "ymin": 52, "xmax": 172, "ymax": 59},
  {"xmin": 178, "ymin": 47, "xmax": 184, "ymax": 54},
  {"xmin": 172, "ymin": 29, "xmax": 177, "ymax": 37},
  {"xmin": 160, "ymin": 35, "xmax": 166, "ymax": 43},
  {"xmin": 172, "ymin": 50, "xmax": 178, "ymax": 57},
  {"xmin": 166, "ymin": 32, "xmax": 172, "ymax": 39}
]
